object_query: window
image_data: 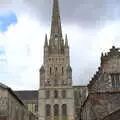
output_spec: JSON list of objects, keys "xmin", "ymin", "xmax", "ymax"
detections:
[
  {"xmin": 55, "ymin": 67, "xmax": 57, "ymax": 72},
  {"xmin": 62, "ymin": 90, "xmax": 66, "ymax": 98},
  {"xmin": 46, "ymin": 104, "xmax": 51, "ymax": 116},
  {"xmin": 46, "ymin": 90, "xmax": 50, "ymax": 98},
  {"xmin": 111, "ymin": 73, "xmax": 120, "ymax": 88},
  {"xmin": 62, "ymin": 104, "xmax": 67, "ymax": 116},
  {"xmin": 54, "ymin": 104, "xmax": 59, "ymax": 116},
  {"xmin": 35, "ymin": 104, "xmax": 38, "ymax": 112},
  {"xmin": 62, "ymin": 67, "xmax": 64, "ymax": 75},
  {"xmin": 50, "ymin": 67, "xmax": 52, "ymax": 75},
  {"xmin": 54, "ymin": 90, "xmax": 58, "ymax": 98}
]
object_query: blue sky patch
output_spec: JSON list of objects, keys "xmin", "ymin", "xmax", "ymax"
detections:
[
  {"xmin": 0, "ymin": 12, "xmax": 17, "ymax": 32},
  {"xmin": 0, "ymin": 47, "xmax": 5, "ymax": 55}
]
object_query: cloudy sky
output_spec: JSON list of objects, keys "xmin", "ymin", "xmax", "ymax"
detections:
[{"xmin": 0, "ymin": 0, "xmax": 120, "ymax": 90}]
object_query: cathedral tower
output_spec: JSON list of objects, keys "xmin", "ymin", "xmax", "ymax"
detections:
[{"xmin": 38, "ymin": 0, "xmax": 75, "ymax": 120}]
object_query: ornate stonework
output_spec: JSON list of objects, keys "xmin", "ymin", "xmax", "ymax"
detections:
[{"xmin": 38, "ymin": 0, "xmax": 75, "ymax": 120}]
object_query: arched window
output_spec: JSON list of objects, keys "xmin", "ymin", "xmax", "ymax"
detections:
[
  {"xmin": 55, "ymin": 67, "xmax": 57, "ymax": 72},
  {"xmin": 62, "ymin": 104, "xmax": 67, "ymax": 116},
  {"xmin": 54, "ymin": 104, "xmax": 59, "ymax": 116},
  {"xmin": 62, "ymin": 90, "xmax": 66, "ymax": 98},
  {"xmin": 54, "ymin": 90, "xmax": 58, "ymax": 98},
  {"xmin": 62, "ymin": 67, "xmax": 64, "ymax": 75},
  {"xmin": 50, "ymin": 67, "xmax": 52, "ymax": 75},
  {"xmin": 45, "ymin": 90, "xmax": 50, "ymax": 98},
  {"xmin": 46, "ymin": 104, "xmax": 51, "ymax": 116}
]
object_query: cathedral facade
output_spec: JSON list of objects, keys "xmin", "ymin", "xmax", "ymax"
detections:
[{"xmin": 38, "ymin": 0, "xmax": 75, "ymax": 120}]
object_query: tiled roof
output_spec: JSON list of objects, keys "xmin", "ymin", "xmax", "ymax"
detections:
[{"xmin": 15, "ymin": 90, "xmax": 38, "ymax": 100}]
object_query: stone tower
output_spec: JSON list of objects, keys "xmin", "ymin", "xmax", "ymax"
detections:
[{"xmin": 38, "ymin": 0, "xmax": 75, "ymax": 120}]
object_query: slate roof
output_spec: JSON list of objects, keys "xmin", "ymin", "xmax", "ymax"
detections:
[
  {"xmin": 0, "ymin": 82, "xmax": 25, "ymax": 106},
  {"xmin": 15, "ymin": 90, "xmax": 38, "ymax": 100}
]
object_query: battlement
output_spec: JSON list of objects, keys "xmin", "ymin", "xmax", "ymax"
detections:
[
  {"xmin": 88, "ymin": 67, "xmax": 102, "ymax": 87},
  {"xmin": 101, "ymin": 46, "xmax": 120, "ymax": 65}
]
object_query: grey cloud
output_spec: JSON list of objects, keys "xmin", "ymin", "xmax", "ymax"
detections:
[
  {"xmin": 0, "ymin": 0, "xmax": 119, "ymax": 87},
  {"xmin": 1, "ymin": 0, "xmax": 119, "ymax": 28},
  {"xmin": 25, "ymin": 0, "xmax": 120, "ymax": 28}
]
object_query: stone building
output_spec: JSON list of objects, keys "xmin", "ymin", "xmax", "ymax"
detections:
[
  {"xmin": 73, "ymin": 86, "xmax": 88, "ymax": 120},
  {"xmin": 38, "ymin": 0, "xmax": 75, "ymax": 120},
  {"xmin": 0, "ymin": 82, "xmax": 35, "ymax": 120},
  {"xmin": 102, "ymin": 108, "xmax": 120, "ymax": 120},
  {"xmin": 80, "ymin": 46, "xmax": 120, "ymax": 120},
  {"xmin": 15, "ymin": 90, "xmax": 38, "ymax": 117}
]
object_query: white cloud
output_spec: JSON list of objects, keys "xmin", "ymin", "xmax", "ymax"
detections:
[
  {"xmin": 1, "ymin": 17, "xmax": 120, "ymax": 89},
  {"xmin": 0, "ymin": 12, "xmax": 49, "ymax": 90},
  {"xmin": 0, "ymin": 0, "xmax": 120, "ymax": 90}
]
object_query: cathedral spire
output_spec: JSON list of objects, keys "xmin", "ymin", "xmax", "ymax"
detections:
[
  {"xmin": 44, "ymin": 34, "xmax": 48, "ymax": 47},
  {"xmin": 65, "ymin": 34, "xmax": 69, "ymax": 47},
  {"xmin": 50, "ymin": 0, "xmax": 62, "ymax": 39}
]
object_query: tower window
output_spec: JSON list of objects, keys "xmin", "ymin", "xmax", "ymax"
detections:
[
  {"xmin": 55, "ymin": 67, "xmax": 57, "ymax": 72},
  {"xmin": 62, "ymin": 67, "xmax": 64, "ymax": 75},
  {"xmin": 54, "ymin": 104, "xmax": 59, "ymax": 116},
  {"xmin": 54, "ymin": 90, "xmax": 58, "ymax": 98},
  {"xmin": 50, "ymin": 67, "xmax": 52, "ymax": 75},
  {"xmin": 62, "ymin": 104, "xmax": 67, "ymax": 116},
  {"xmin": 45, "ymin": 90, "xmax": 50, "ymax": 98},
  {"xmin": 46, "ymin": 104, "xmax": 51, "ymax": 116},
  {"xmin": 62, "ymin": 90, "xmax": 66, "ymax": 98}
]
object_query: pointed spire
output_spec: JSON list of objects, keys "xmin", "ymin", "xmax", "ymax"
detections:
[
  {"xmin": 65, "ymin": 34, "xmax": 68, "ymax": 47},
  {"xmin": 44, "ymin": 34, "xmax": 48, "ymax": 47},
  {"xmin": 101, "ymin": 52, "xmax": 103, "ymax": 57},
  {"xmin": 50, "ymin": 0, "xmax": 62, "ymax": 39}
]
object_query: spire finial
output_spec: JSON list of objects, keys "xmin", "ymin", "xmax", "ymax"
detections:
[
  {"xmin": 44, "ymin": 34, "xmax": 48, "ymax": 47},
  {"xmin": 50, "ymin": 0, "xmax": 62, "ymax": 39},
  {"xmin": 65, "ymin": 34, "xmax": 68, "ymax": 47}
]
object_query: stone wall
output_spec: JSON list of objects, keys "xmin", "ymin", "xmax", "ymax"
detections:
[
  {"xmin": 38, "ymin": 87, "xmax": 75, "ymax": 120},
  {"xmin": 23, "ymin": 99, "xmax": 38, "ymax": 117},
  {"xmin": 73, "ymin": 86, "xmax": 88, "ymax": 120},
  {"xmin": 0, "ymin": 85, "xmax": 36, "ymax": 120},
  {"xmin": 0, "ymin": 87, "xmax": 8, "ymax": 117},
  {"xmin": 81, "ymin": 92, "xmax": 120, "ymax": 120},
  {"xmin": 88, "ymin": 46, "xmax": 120, "ymax": 93},
  {"xmin": 102, "ymin": 109, "xmax": 120, "ymax": 120}
]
